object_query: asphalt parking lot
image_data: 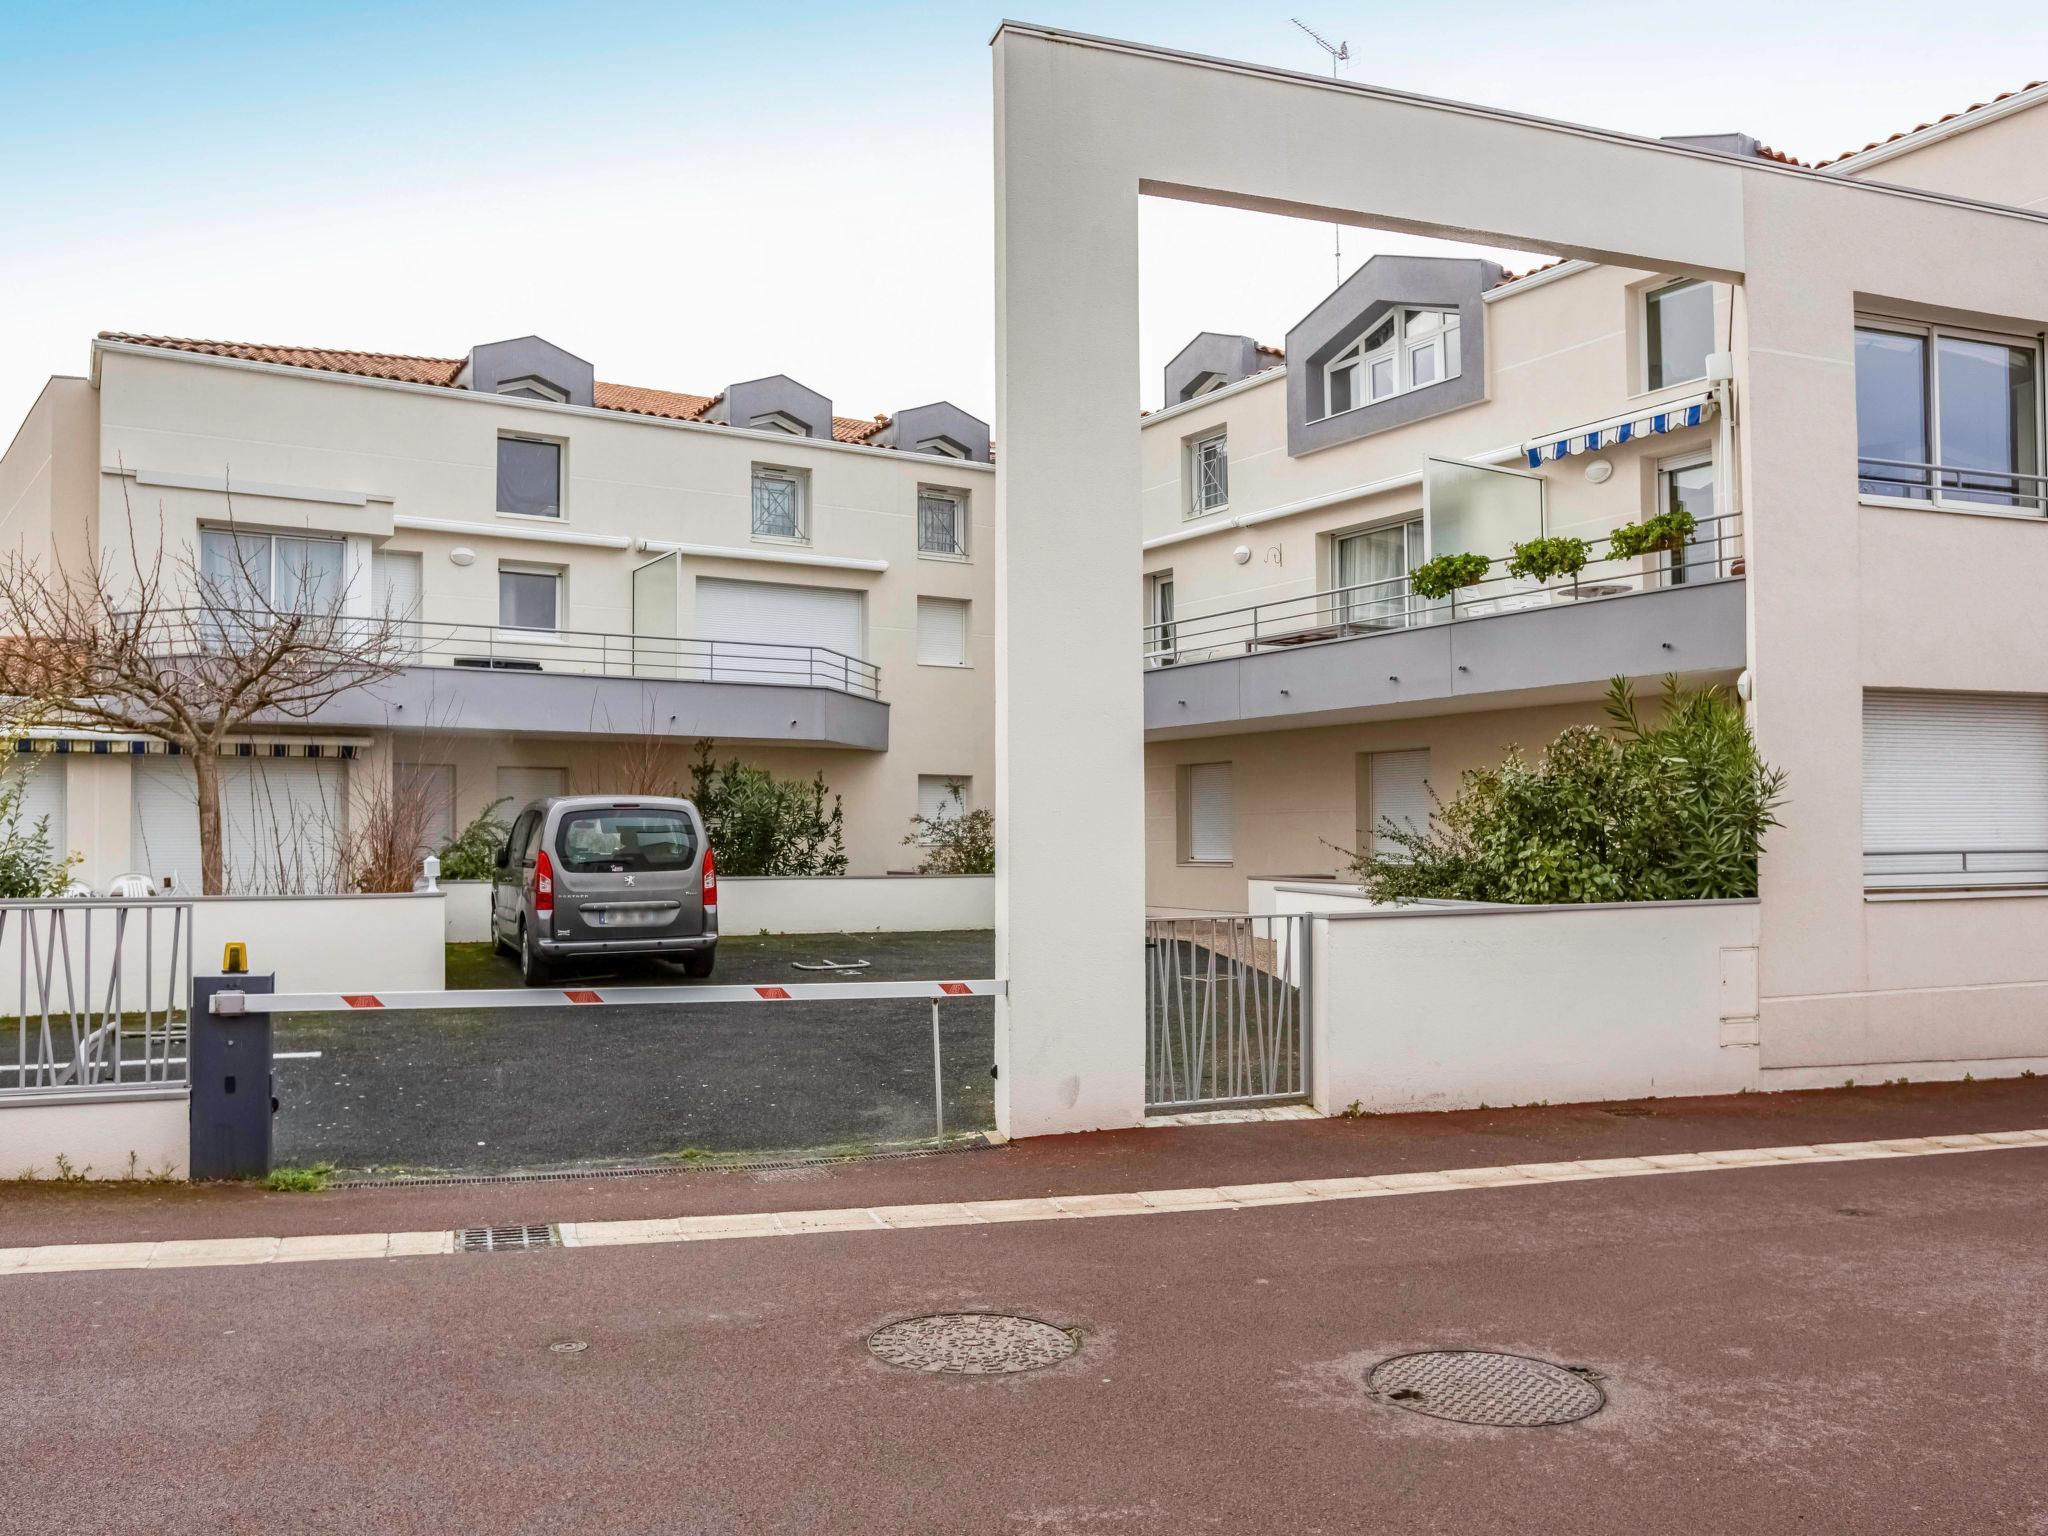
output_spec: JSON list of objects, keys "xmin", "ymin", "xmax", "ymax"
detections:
[{"xmin": 270, "ymin": 930, "xmax": 995, "ymax": 1176}]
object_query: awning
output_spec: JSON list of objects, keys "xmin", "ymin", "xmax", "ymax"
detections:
[
  {"xmin": 9, "ymin": 733, "xmax": 365, "ymax": 759},
  {"xmin": 1522, "ymin": 391, "xmax": 1716, "ymax": 468}
]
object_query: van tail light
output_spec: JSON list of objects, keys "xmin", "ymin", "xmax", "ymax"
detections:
[
  {"xmin": 535, "ymin": 848, "xmax": 555, "ymax": 914},
  {"xmin": 702, "ymin": 846, "xmax": 717, "ymax": 909}
]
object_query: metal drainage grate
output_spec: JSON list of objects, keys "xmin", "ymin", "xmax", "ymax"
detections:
[
  {"xmin": 1368, "ymin": 1351, "xmax": 1605, "ymax": 1427},
  {"xmin": 455, "ymin": 1224, "xmax": 560, "ymax": 1254},
  {"xmin": 868, "ymin": 1313, "xmax": 1079, "ymax": 1374}
]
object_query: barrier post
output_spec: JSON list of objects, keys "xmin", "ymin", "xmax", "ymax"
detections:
[
  {"xmin": 190, "ymin": 957, "xmax": 276, "ymax": 1182},
  {"xmin": 931, "ymin": 999, "xmax": 945, "ymax": 1139}
]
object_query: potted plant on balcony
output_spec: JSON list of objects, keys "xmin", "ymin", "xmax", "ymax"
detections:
[
  {"xmin": 1505, "ymin": 534, "xmax": 1590, "ymax": 588},
  {"xmin": 1408, "ymin": 551, "xmax": 1492, "ymax": 601},
  {"xmin": 1606, "ymin": 506, "xmax": 1697, "ymax": 560}
]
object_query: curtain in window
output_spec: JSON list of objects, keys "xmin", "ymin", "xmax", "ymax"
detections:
[
  {"xmin": 918, "ymin": 493, "xmax": 963, "ymax": 555},
  {"xmin": 752, "ymin": 473, "xmax": 800, "ymax": 538}
]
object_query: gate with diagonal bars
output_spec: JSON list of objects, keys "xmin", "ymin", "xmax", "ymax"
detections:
[{"xmin": 1145, "ymin": 914, "xmax": 1310, "ymax": 1112}]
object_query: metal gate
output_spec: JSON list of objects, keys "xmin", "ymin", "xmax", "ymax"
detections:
[{"xmin": 1145, "ymin": 914, "xmax": 1309, "ymax": 1112}]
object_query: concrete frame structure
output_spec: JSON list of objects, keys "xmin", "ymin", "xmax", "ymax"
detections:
[{"xmin": 991, "ymin": 23, "xmax": 2048, "ymax": 1136}]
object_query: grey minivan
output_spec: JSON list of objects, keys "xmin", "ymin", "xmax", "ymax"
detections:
[{"xmin": 491, "ymin": 796, "xmax": 717, "ymax": 985}]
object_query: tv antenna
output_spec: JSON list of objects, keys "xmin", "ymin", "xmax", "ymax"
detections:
[{"xmin": 1291, "ymin": 18, "xmax": 1351, "ymax": 283}]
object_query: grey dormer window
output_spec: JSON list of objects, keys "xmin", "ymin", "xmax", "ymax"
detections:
[
  {"xmin": 1190, "ymin": 431, "xmax": 1229, "ymax": 516},
  {"xmin": 498, "ymin": 375, "xmax": 568, "ymax": 403},
  {"xmin": 918, "ymin": 489, "xmax": 967, "ymax": 557},
  {"xmin": 1322, "ymin": 308, "xmax": 1458, "ymax": 419},
  {"xmin": 751, "ymin": 466, "xmax": 806, "ymax": 540},
  {"xmin": 497, "ymin": 436, "xmax": 561, "ymax": 517},
  {"xmin": 750, "ymin": 411, "xmax": 809, "ymax": 436}
]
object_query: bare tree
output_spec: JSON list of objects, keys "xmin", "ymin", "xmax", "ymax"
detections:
[{"xmin": 0, "ymin": 486, "xmax": 410, "ymax": 894}]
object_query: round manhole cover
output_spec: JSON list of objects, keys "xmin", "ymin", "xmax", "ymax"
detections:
[
  {"xmin": 1367, "ymin": 1351, "xmax": 1604, "ymax": 1427},
  {"xmin": 868, "ymin": 1314, "xmax": 1078, "ymax": 1374}
]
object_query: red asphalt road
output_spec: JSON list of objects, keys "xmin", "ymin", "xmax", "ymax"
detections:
[{"xmin": 6, "ymin": 1080, "xmax": 2048, "ymax": 1535}]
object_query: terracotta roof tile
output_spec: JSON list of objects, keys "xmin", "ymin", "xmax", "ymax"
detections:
[
  {"xmin": 1817, "ymin": 81, "xmax": 2048, "ymax": 169},
  {"xmin": 97, "ymin": 333, "xmax": 889, "ymax": 445}
]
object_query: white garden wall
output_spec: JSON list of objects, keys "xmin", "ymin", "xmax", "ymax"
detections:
[
  {"xmin": 441, "ymin": 876, "xmax": 994, "ymax": 941},
  {"xmin": 1311, "ymin": 898, "xmax": 1764, "ymax": 1114},
  {"xmin": 0, "ymin": 1091, "xmax": 188, "ymax": 1181}
]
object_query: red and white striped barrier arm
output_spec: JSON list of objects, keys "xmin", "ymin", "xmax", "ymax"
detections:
[{"xmin": 210, "ymin": 979, "xmax": 1005, "ymax": 1015}]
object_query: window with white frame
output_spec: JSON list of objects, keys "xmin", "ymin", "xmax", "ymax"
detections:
[
  {"xmin": 1147, "ymin": 571, "xmax": 1176, "ymax": 662},
  {"xmin": 1359, "ymin": 748, "xmax": 1430, "ymax": 861},
  {"xmin": 751, "ymin": 465, "xmax": 807, "ymax": 540},
  {"xmin": 1856, "ymin": 318, "xmax": 2043, "ymax": 512},
  {"xmin": 1864, "ymin": 691, "xmax": 2048, "ymax": 888},
  {"xmin": 918, "ymin": 488, "xmax": 967, "ymax": 557},
  {"xmin": 1323, "ymin": 307, "xmax": 1461, "ymax": 418},
  {"xmin": 1188, "ymin": 430, "xmax": 1229, "ymax": 516},
  {"xmin": 1178, "ymin": 761, "xmax": 1233, "ymax": 865},
  {"xmin": 498, "ymin": 564, "xmax": 561, "ymax": 633},
  {"xmin": 916, "ymin": 775, "xmax": 970, "ymax": 842},
  {"xmin": 199, "ymin": 528, "xmax": 344, "ymax": 615},
  {"xmin": 1656, "ymin": 453, "xmax": 1721, "ymax": 585},
  {"xmin": 915, "ymin": 596, "xmax": 969, "ymax": 666},
  {"xmin": 1333, "ymin": 518, "xmax": 1423, "ymax": 628},
  {"xmin": 497, "ymin": 435, "xmax": 561, "ymax": 517},
  {"xmin": 1643, "ymin": 279, "xmax": 1715, "ymax": 391}
]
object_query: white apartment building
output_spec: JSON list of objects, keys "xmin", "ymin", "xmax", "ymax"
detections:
[
  {"xmin": 1140, "ymin": 86, "xmax": 2048, "ymax": 922},
  {"xmin": 0, "ymin": 332, "xmax": 994, "ymax": 891}
]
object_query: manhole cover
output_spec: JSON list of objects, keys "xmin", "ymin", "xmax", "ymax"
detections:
[
  {"xmin": 549, "ymin": 1340, "xmax": 588, "ymax": 1354},
  {"xmin": 868, "ymin": 1314, "xmax": 1078, "ymax": 1374},
  {"xmin": 1367, "ymin": 1351, "xmax": 1605, "ymax": 1427}
]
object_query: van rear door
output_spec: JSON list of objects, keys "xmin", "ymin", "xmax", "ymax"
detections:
[{"xmin": 550, "ymin": 805, "xmax": 705, "ymax": 941}]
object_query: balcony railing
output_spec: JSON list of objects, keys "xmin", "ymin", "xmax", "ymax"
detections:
[
  {"xmin": 144, "ymin": 610, "xmax": 883, "ymax": 700},
  {"xmin": 1144, "ymin": 513, "xmax": 1742, "ymax": 666}
]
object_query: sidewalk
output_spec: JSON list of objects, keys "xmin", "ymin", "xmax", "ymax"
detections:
[{"xmin": 7, "ymin": 1074, "xmax": 2046, "ymax": 1250}]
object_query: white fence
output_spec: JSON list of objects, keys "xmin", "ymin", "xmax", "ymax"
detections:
[{"xmin": 440, "ymin": 875, "xmax": 994, "ymax": 942}]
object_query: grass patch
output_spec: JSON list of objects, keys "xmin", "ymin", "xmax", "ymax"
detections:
[
  {"xmin": 265, "ymin": 1162, "xmax": 335, "ymax": 1193},
  {"xmin": 445, "ymin": 942, "xmax": 514, "ymax": 991}
]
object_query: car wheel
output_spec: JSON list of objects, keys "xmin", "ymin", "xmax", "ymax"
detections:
[
  {"xmin": 519, "ymin": 921, "xmax": 553, "ymax": 986},
  {"xmin": 682, "ymin": 948, "xmax": 716, "ymax": 980}
]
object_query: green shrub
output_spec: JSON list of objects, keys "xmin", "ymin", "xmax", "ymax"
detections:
[
  {"xmin": 0, "ymin": 761, "xmax": 79, "ymax": 898},
  {"xmin": 1505, "ymin": 535, "xmax": 1590, "ymax": 584},
  {"xmin": 904, "ymin": 781, "xmax": 995, "ymax": 874},
  {"xmin": 688, "ymin": 740, "xmax": 847, "ymax": 876},
  {"xmin": 1408, "ymin": 551, "xmax": 1492, "ymax": 600},
  {"xmin": 436, "ymin": 798, "xmax": 511, "ymax": 881},
  {"xmin": 1606, "ymin": 508, "xmax": 1697, "ymax": 560},
  {"xmin": 1350, "ymin": 675, "xmax": 1785, "ymax": 905}
]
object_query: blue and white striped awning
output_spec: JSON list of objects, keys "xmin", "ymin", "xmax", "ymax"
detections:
[
  {"xmin": 9, "ymin": 733, "xmax": 365, "ymax": 759},
  {"xmin": 1522, "ymin": 391, "xmax": 1716, "ymax": 468}
]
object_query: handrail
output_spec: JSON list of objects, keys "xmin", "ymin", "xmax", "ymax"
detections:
[{"xmin": 1143, "ymin": 512, "xmax": 1743, "ymax": 664}]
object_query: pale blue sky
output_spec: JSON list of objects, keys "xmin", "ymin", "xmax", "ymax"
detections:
[{"xmin": 1, "ymin": 1, "xmax": 2040, "ymax": 428}]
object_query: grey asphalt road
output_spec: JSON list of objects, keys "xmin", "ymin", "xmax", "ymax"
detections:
[
  {"xmin": 270, "ymin": 931, "xmax": 995, "ymax": 1174},
  {"xmin": 5, "ymin": 1102, "xmax": 2046, "ymax": 1535}
]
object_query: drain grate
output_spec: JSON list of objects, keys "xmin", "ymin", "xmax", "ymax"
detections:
[
  {"xmin": 868, "ymin": 1313, "xmax": 1078, "ymax": 1374},
  {"xmin": 455, "ymin": 1223, "xmax": 560, "ymax": 1254},
  {"xmin": 1368, "ymin": 1351, "xmax": 1605, "ymax": 1427}
]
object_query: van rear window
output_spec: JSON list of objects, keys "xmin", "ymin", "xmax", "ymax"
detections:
[{"xmin": 555, "ymin": 809, "xmax": 698, "ymax": 872}]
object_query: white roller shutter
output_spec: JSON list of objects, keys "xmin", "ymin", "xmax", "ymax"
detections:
[
  {"xmin": 1864, "ymin": 691, "xmax": 2048, "ymax": 883},
  {"xmin": 1367, "ymin": 749, "xmax": 1432, "ymax": 859},
  {"xmin": 697, "ymin": 577, "xmax": 863, "ymax": 686},
  {"xmin": 496, "ymin": 766, "xmax": 566, "ymax": 812},
  {"xmin": 373, "ymin": 549, "xmax": 423, "ymax": 661},
  {"xmin": 1183, "ymin": 762, "xmax": 1233, "ymax": 864},
  {"xmin": 5, "ymin": 756, "xmax": 67, "ymax": 860},
  {"xmin": 916, "ymin": 598, "xmax": 969, "ymax": 667},
  {"xmin": 130, "ymin": 757, "xmax": 346, "ymax": 894},
  {"xmin": 917, "ymin": 775, "xmax": 969, "ymax": 836}
]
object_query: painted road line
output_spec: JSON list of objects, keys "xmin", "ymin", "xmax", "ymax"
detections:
[{"xmin": 2, "ymin": 1129, "xmax": 2045, "ymax": 1279}]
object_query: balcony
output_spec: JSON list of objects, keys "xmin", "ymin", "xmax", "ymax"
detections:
[
  {"xmin": 1144, "ymin": 514, "xmax": 1746, "ymax": 737},
  {"xmin": 187, "ymin": 614, "xmax": 891, "ymax": 750}
]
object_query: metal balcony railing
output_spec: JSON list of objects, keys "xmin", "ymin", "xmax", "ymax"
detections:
[
  {"xmin": 1143, "ymin": 513, "xmax": 1742, "ymax": 667},
  {"xmin": 140, "ymin": 610, "xmax": 883, "ymax": 700}
]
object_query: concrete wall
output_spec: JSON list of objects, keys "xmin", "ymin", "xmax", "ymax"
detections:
[
  {"xmin": 0, "ymin": 1091, "xmax": 188, "ymax": 1181},
  {"xmin": 1308, "ymin": 899, "xmax": 1763, "ymax": 1112}
]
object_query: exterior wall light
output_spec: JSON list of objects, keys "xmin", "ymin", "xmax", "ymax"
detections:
[
  {"xmin": 450, "ymin": 546, "xmax": 476, "ymax": 567},
  {"xmin": 1232, "ymin": 544, "xmax": 1252, "ymax": 565},
  {"xmin": 1584, "ymin": 460, "xmax": 1614, "ymax": 485}
]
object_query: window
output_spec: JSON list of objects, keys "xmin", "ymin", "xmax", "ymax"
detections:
[
  {"xmin": 372, "ymin": 549, "xmax": 423, "ymax": 661},
  {"xmin": 750, "ymin": 411, "xmax": 809, "ymax": 436},
  {"xmin": 1179, "ymin": 763, "xmax": 1233, "ymax": 864},
  {"xmin": 1360, "ymin": 749, "xmax": 1430, "ymax": 861},
  {"xmin": 916, "ymin": 596, "xmax": 969, "ymax": 666},
  {"xmin": 751, "ymin": 465, "xmax": 806, "ymax": 540},
  {"xmin": 1322, "ymin": 308, "xmax": 1460, "ymax": 419},
  {"xmin": 1147, "ymin": 572, "xmax": 1176, "ymax": 663},
  {"xmin": 556, "ymin": 807, "xmax": 699, "ymax": 872},
  {"xmin": 497, "ymin": 435, "xmax": 561, "ymax": 518},
  {"xmin": 498, "ymin": 376, "xmax": 567, "ymax": 403},
  {"xmin": 199, "ymin": 529, "xmax": 344, "ymax": 622},
  {"xmin": 1188, "ymin": 431, "xmax": 1229, "ymax": 516},
  {"xmin": 1856, "ymin": 319, "xmax": 2043, "ymax": 512},
  {"xmin": 1864, "ymin": 691, "xmax": 2048, "ymax": 888},
  {"xmin": 498, "ymin": 565, "xmax": 561, "ymax": 633},
  {"xmin": 1334, "ymin": 519, "xmax": 1424, "ymax": 628},
  {"xmin": 916, "ymin": 776, "xmax": 970, "ymax": 842},
  {"xmin": 918, "ymin": 489, "xmax": 967, "ymax": 557},
  {"xmin": 1644, "ymin": 280, "xmax": 1714, "ymax": 391},
  {"xmin": 1656, "ymin": 454, "xmax": 1721, "ymax": 585}
]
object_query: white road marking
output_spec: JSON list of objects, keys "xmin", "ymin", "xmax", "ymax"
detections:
[{"xmin": 3, "ymin": 1129, "xmax": 2043, "ymax": 1279}]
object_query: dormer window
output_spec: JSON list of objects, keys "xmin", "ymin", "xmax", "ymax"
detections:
[
  {"xmin": 920, "ymin": 437, "xmax": 971, "ymax": 460},
  {"xmin": 498, "ymin": 374, "xmax": 568, "ymax": 404},
  {"xmin": 750, "ymin": 411, "xmax": 810, "ymax": 436},
  {"xmin": 1184, "ymin": 371, "xmax": 1227, "ymax": 399},
  {"xmin": 1323, "ymin": 307, "xmax": 1461, "ymax": 419}
]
